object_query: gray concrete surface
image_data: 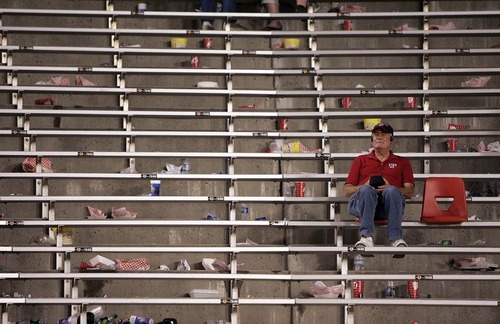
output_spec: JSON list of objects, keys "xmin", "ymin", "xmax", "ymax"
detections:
[{"xmin": 0, "ymin": 0, "xmax": 499, "ymax": 323}]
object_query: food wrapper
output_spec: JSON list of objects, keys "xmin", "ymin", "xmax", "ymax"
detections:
[
  {"xmin": 447, "ymin": 123, "xmax": 468, "ymax": 130},
  {"xmin": 22, "ymin": 157, "xmax": 53, "ymax": 173},
  {"xmin": 36, "ymin": 76, "xmax": 71, "ymax": 86},
  {"xmin": 391, "ymin": 24, "xmax": 417, "ymax": 31},
  {"xmin": 115, "ymin": 258, "xmax": 150, "ymax": 270},
  {"xmin": 87, "ymin": 206, "xmax": 106, "ymax": 219},
  {"xmin": 111, "ymin": 207, "xmax": 137, "ymax": 219},
  {"xmin": 461, "ymin": 76, "xmax": 491, "ymax": 88},
  {"xmin": 281, "ymin": 141, "xmax": 322, "ymax": 154},
  {"xmin": 202, "ymin": 258, "xmax": 244, "ymax": 271},
  {"xmin": 35, "ymin": 97, "xmax": 55, "ymax": 105},
  {"xmin": 307, "ymin": 281, "xmax": 344, "ymax": 298},
  {"xmin": 76, "ymin": 75, "xmax": 96, "ymax": 86},
  {"xmin": 429, "ymin": 21, "xmax": 456, "ymax": 30}
]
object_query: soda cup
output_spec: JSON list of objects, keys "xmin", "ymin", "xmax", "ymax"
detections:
[
  {"xmin": 203, "ymin": 37, "xmax": 213, "ymax": 49},
  {"xmin": 447, "ymin": 139, "xmax": 457, "ymax": 152},
  {"xmin": 137, "ymin": 3, "xmax": 146, "ymax": 13},
  {"xmin": 343, "ymin": 20, "xmax": 352, "ymax": 30},
  {"xmin": 341, "ymin": 97, "xmax": 352, "ymax": 108},
  {"xmin": 130, "ymin": 316, "xmax": 154, "ymax": 324},
  {"xmin": 277, "ymin": 118, "xmax": 288, "ymax": 131},
  {"xmin": 150, "ymin": 180, "xmax": 161, "ymax": 196},
  {"xmin": 406, "ymin": 96, "xmax": 417, "ymax": 108},
  {"xmin": 407, "ymin": 280, "xmax": 419, "ymax": 298},
  {"xmin": 353, "ymin": 280, "xmax": 364, "ymax": 298},
  {"xmin": 295, "ymin": 182, "xmax": 305, "ymax": 197},
  {"xmin": 191, "ymin": 56, "xmax": 200, "ymax": 68}
]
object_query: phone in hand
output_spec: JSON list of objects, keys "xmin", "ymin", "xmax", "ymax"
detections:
[{"xmin": 369, "ymin": 175, "xmax": 385, "ymax": 189}]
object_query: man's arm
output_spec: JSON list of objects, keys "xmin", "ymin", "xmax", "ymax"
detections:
[
  {"xmin": 344, "ymin": 183, "xmax": 359, "ymax": 197},
  {"xmin": 400, "ymin": 182, "xmax": 414, "ymax": 199},
  {"xmin": 344, "ymin": 180, "xmax": 370, "ymax": 197}
]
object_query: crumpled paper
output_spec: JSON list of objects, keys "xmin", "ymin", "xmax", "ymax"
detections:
[
  {"xmin": 36, "ymin": 76, "xmax": 71, "ymax": 86},
  {"xmin": 391, "ymin": 24, "xmax": 417, "ymax": 31},
  {"xmin": 429, "ymin": 21, "xmax": 456, "ymax": 30},
  {"xmin": 477, "ymin": 141, "xmax": 500, "ymax": 152},
  {"xmin": 75, "ymin": 75, "xmax": 96, "ymax": 86},
  {"xmin": 305, "ymin": 281, "xmax": 345, "ymax": 298},
  {"xmin": 449, "ymin": 257, "xmax": 498, "ymax": 271},
  {"xmin": 177, "ymin": 259, "xmax": 191, "ymax": 271},
  {"xmin": 461, "ymin": 76, "xmax": 491, "ymax": 88},
  {"xmin": 87, "ymin": 206, "xmax": 106, "ymax": 219},
  {"xmin": 202, "ymin": 258, "xmax": 244, "ymax": 271},
  {"xmin": 111, "ymin": 207, "xmax": 137, "ymax": 219},
  {"xmin": 267, "ymin": 140, "xmax": 322, "ymax": 154},
  {"xmin": 165, "ymin": 163, "xmax": 183, "ymax": 174}
]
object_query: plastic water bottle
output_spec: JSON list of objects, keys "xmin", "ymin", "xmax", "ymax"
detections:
[
  {"xmin": 240, "ymin": 204, "xmax": 249, "ymax": 218},
  {"xmin": 385, "ymin": 281, "xmax": 395, "ymax": 298},
  {"xmin": 353, "ymin": 254, "xmax": 365, "ymax": 272},
  {"xmin": 181, "ymin": 159, "xmax": 191, "ymax": 174},
  {"xmin": 216, "ymin": 1, "xmax": 222, "ymax": 12}
]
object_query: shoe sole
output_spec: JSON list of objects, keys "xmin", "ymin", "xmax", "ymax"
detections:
[{"xmin": 354, "ymin": 245, "xmax": 375, "ymax": 257}]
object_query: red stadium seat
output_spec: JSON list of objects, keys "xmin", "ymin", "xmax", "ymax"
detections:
[{"xmin": 420, "ymin": 177, "xmax": 468, "ymax": 224}]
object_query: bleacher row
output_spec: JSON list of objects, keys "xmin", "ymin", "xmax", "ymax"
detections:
[{"xmin": 0, "ymin": 1, "xmax": 499, "ymax": 323}]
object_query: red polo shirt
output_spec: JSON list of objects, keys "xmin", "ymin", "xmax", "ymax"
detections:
[{"xmin": 346, "ymin": 150, "xmax": 414, "ymax": 187}]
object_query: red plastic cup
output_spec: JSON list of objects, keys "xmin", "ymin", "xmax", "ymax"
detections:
[
  {"xmin": 406, "ymin": 96, "xmax": 417, "ymax": 108},
  {"xmin": 407, "ymin": 280, "xmax": 419, "ymax": 298},
  {"xmin": 447, "ymin": 139, "xmax": 457, "ymax": 152},
  {"xmin": 191, "ymin": 56, "xmax": 200, "ymax": 68},
  {"xmin": 341, "ymin": 97, "xmax": 352, "ymax": 108},
  {"xmin": 353, "ymin": 280, "xmax": 364, "ymax": 298},
  {"xmin": 343, "ymin": 20, "xmax": 352, "ymax": 30},
  {"xmin": 203, "ymin": 37, "xmax": 212, "ymax": 49},
  {"xmin": 295, "ymin": 182, "xmax": 305, "ymax": 197},
  {"xmin": 278, "ymin": 118, "xmax": 288, "ymax": 131}
]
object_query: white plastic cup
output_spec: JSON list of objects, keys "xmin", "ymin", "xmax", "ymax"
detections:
[
  {"xmin": 150, "ymin": 180, "xmax": 161, "ymax": 196},
  {"xmin": 137, "ymin": 3, "xmax": 147, "ymax": 13}
]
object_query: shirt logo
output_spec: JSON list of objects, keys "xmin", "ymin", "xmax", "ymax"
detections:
[{"xmin": 389, "ymin": 163, "xmax": 397, "ymax": 169}]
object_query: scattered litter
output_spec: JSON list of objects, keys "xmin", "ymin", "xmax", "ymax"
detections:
[
  {"xmin": 34, "ymin": 97, "xmax": 55, "ymax": 105},
  {"xmin": 120, "ymin": 166, "xmax": 139, "ymax": 174},
  {"xmin": 202, "ymin": 258, "xmax": 244, "ymax": 271},
  {"xmin": 36, "ymin": 76, "xmax": 71, "ymax": 86},
  {"xmin": 76, "ymin": 75, "xmax": 96, "ymax": 86},
  {"xmin": 236, "ymin": 238, "xmax": 258, "ymax": 246},
  {"xmin": 165, "ymin": 163, "xmax": 183, "ymax": 174},
  {"xmin": 449, "ymin": 257, "xmax": 498, "ymax": 271},
  {"xmin": 89, "ymin": 255, "xmax": 116, "ymax": 269},
  {"xmin": 176, "ymin": 259, "xmax": 190, "ymax": 271},
  {"xmin": 461, "ymin": 76, "xmax": 491, "ymax": 88},
  {"xmin": 189, "ymin": 288, "xmax": 222, "ymax": 298},
  {"xmin": 158, "ymin": 264, "xmax": 170, "ymax": 271},
  {"xmin": 427, "ymin": 240, "xmax": 454, "ymax": 246},
  {"xmin": 468, "ymin": 215, "xmax": 481, "ymax": 221},
  {"xmin": 115, "ymin": 258, "xmax": 150, "ymax": 270},
  {"xmin": 303, "ymin": 281, "xmax": 345, "ymax": 298},
  {"xmin": 486, "ymin": 141, "xmax": 500, "ymax": 152},
  {"xmin": 22, "ymin": 157, "xmax": 53, "ymax": 173},
  {"xmin": 391, "ymin": 24, "xmax": 417, "ymax": 31},
  {"xmin": 429, "ymin": 21, "xmax": 456, "ymax": 30},
  {"xmin": 111, "ymin": 207, "xmax": 137, "ymax": 219},
  {"xmin": 30, "ymin": 234, "xmax": 56, "ymax": 245},
  {"xmin": 87, "ymin": 206, "xmax": 106, "ymax": 219}
]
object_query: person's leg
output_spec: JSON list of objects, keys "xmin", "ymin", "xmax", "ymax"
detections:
[
  {"xmin": 296, "ymin": 0, "xmax": 308, "ymax": 12},
  {"xmin": 223, "ymin": 0, "xmax": 237, "ymax": 12},
  {"xmin": 262, "ymin": 0, "xmax": 282, "ymax": 30},
  {"xmin": 379, "ymin": 185, "xmax": 406, "ymax": 241},
  {"xmin": 201, "ymin": 0, "xmax": 215, "ymax": 28},
  {"xmin": 348, "ymin": 185, "xmax": 378, "ymax": 238}
]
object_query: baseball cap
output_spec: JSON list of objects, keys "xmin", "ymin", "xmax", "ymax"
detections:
[{"xmin": 372, "ymin": 122, "xmax": 394, "ymax": 137}]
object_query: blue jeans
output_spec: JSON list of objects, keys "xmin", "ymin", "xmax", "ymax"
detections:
[
  {"xmin": 201, "ymin": 0, "xmax": 237, "ymax": 23},
  {"xmin": 348, "ymin": 185, "xmax": 405, "ymax": 241}
]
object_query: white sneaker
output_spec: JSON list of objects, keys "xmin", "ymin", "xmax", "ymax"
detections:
[
  {"xmin": 355, "ymin": 236, "xmax": 374, "ymax": 248},
  {"xmin": 391, "ymin": 239, "xmax": 407, "ymax": 259},
  {"xmin": 202, "ymin": 21, "xmax": 214, "ymax": 30},
  {"xmin": 391, "ymin": 239, "xmax": 408, "ymax": 247}
]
